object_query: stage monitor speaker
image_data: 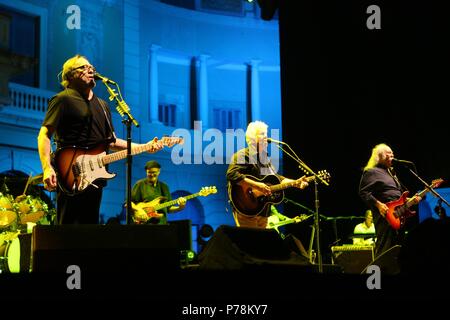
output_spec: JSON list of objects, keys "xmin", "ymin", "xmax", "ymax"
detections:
[
  {"xmin": 361, "ymin": 245, "xmax": 401, "ymax": 275},
  {"xmin": 198, "ymin": 225, "xmax": 311, "ymax": 271},
  {"xmin": 31, "ymin": 224, "xmax": 180, "ymax": 273},
  {"xmin": 169, "ymin": 219, "xmax": 192, "ymax": 251},
  {"xmin": 399, "ymin": 218, "xmax": 450, "ymax": 275},
  {"xmin": 331, "ymin": 245, "xmax": 374, "ymax": 274}
]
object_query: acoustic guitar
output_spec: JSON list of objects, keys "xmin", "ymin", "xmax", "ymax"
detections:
[{"xmin": 228, "ymin": 171, "xmax": 330, "ymax": 216}]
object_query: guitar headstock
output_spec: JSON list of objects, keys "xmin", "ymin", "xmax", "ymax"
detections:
[
  {"xmin": 199, "ymin": 186, "xmax": 217, "ymax": 196},
  {"xmin": 294, "ymin": 214, "xmax": 310, "ymax": 223},
  {"xmin": 318, "ymin": 170, "xmax": 331, "ymax": 183},
  {"xmin": 431, "ymin": 178, "xmax": 444, "ymax": 188},
  {"xmin": 160, "ymin": 136, "xmax": 184, "ymax": 147}
]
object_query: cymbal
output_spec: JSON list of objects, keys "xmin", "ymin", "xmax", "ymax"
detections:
[
  {"xmin": 20, "ymin": 211, "xmax": 45, "ymax": 224},
  {"xmin": 0, "ymin": 210, "xmax": 17, "ymax": 228}
]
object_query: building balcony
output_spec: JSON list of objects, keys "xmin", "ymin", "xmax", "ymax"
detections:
[{"xmin": 0, "ymin": 82, "xmax": 55, "ymax": 129}]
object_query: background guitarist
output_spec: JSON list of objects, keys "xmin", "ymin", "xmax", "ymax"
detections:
[
  {"xmin": 131, "ymin": 160, "xmax": 186, "ymax": 224},
  {"xmin": 226, "ymin": 121, "xmax": 309, "ymax": 228},
  {"xmin": 38, "ymin": 55, "xmax": 164, "ymax": 224},
  {"xmin": 359, "ymin": 143, "xmax": 421, "ymax": 257}
]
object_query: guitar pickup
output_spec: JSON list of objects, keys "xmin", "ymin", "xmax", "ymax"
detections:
[
  {"xmin": 89, "ymin": 159, "xmax": 94, "ymax": 171},
  {"xmin": 97, "ymin": 157, "xmax": 103, "ymax": 168}
]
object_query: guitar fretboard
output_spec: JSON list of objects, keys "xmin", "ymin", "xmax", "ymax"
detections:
[
  {"xmin": 101, "ymin": 138, "xmax": 181, "ymax": 165},
  {"xmin": 102, "ymin": 143, "xmax": 154, "ymax": 165},
  {"xmin": 154, "ymin": 192, "xmax": 202, "ymax": 211},
  {"xmin": 269, "ymin": 176, "xmax": 315, "ymax": 192},
  {"xmin": 405, "ymin": 179, "xmax": 443, "ymax": 208},
  {"xmin": 331, "ymin": 245, "xmax": 374, "ymax": 251}
]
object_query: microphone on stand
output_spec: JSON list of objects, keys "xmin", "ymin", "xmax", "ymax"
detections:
[
  {"xmin": 94, "ymin": 72, "xmax": 117, "ymax": 85},
  {"xmin": 392, "ymin": 158, "xmax": 414, "ymax": 165},
  {"xmin": 266, "ymin": 138, "xmax": 286, "ymax": 145}
]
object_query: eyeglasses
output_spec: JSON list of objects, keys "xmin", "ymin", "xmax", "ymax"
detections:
[{"xmin": 72, "ymin": 64, "xmax": 96, "ymax": 73}]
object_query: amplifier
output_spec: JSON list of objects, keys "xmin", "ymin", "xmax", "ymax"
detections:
[{"xmin": 331, "ymin": 245, "xmax": 374, "ymax": 274}]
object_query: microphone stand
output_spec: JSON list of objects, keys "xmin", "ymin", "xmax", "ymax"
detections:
[
  {"xmin": 398, "ymin": 162, "xmax": 450, "ymax": 209},
  {"xmin": 272, "ymin": 140, "xmax": 329, "ymax": 273},
  {"xmin": 284, "ymin": 197, "xmax": 315, "ymax": 215},
  {"xmin": 100, "ymin": 79, "xmax": 139, "ymax": 225}
]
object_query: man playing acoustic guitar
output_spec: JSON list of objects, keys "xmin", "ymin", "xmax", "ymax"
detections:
[{"xmin": 226, "ymin": 121, "xmax": 309, "ymax": 228}]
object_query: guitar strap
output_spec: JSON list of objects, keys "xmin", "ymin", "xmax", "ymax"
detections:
[
  {"xmin": 388, "ymin": 168, "xmax": 406, "ymax": 191},
  {"xmin": 97, "ymin": 97, "xmax": 116, "ymax": 144}
]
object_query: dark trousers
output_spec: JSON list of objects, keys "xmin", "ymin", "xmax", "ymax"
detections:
[
  {"xmin": 57, "ymin": 186, "xmax": 103, "ymax": 224},
  {"xmin": 374, "ymin": 212, "xmax": 404, "ymax": 257}
]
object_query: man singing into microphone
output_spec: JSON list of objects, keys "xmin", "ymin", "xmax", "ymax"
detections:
[
  {"xmin": 37, "ymin": 54, "xmax": 164, "ymax": 224},
  {"xmin": 226, "ymin": 121, "xmax": 309, "ymax": 228},
  {"xmin": 358, "ymin": 143, "xmax": 420, "ymax": 259}
]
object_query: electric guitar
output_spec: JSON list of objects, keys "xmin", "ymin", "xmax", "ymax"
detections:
[
  {"xmin": 131, "ymin": 186, "xmax": 217, "ymax": 224},
  {"xmin": 53, "ymin": 136, "xmax": 183, "ymax": 195},
  {"xmin": 228, "ymin": 171, "xmax": 330, "ymax": 216},
  {"xmin": 266, "ymin": 214, "xmax": 311, "ymax": 233},
  {"xmin": 385, "ymin": 178, "xmax": 444, "ymax": 230}
]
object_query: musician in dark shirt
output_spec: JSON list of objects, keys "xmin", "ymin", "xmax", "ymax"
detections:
[
  {"xmin": 226, "ymin": 121, "xmax": 309, "ymax": 228},
  {"xmin": 359, "ymin": 143, "xmax": 420, "ymax": 256},
  {"xmin": 38, "ymin": 54, "xmax": 163, "ymax": 224},
  {"xmin": 131, "ymin": 160, "xmax": 186, "ymax": 225}
]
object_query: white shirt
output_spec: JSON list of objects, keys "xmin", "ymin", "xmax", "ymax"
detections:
[{"xmin": 352, "ymin": 222, "xmax": 376, "ymax": 245}]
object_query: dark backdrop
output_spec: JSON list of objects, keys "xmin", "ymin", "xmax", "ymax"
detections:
[{"xmin": 272, "ymin": 0, "xmax": 450, "ymax": 252}]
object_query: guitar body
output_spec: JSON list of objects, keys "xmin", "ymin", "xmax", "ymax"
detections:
[
  {"xmin": 229, "ymin": 175, "xmax": 284, "ymax": 216},
  {"xmin": 131, "ymin": 197, "xmax": 165, "ymax": 224},
  {"xmin": 54, "ymin": 145, "xmax": 115, "ymax": 195},
  {"xmin": 53, "ymin": 136, "xmax": 184, "ymax": 196},
  {"xmin": 385, "ymin": 178, "xmax": 443, "ymax": 230},
  {"xmin": 385, "ymin": 191, "xmax": 416, "ymax": 230},
  {"xmin": 131, "ymin": 186, "xmax": 217, "ymax": 224}
]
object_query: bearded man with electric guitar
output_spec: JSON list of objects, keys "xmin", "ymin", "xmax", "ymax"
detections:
[
  {"xmin": 226, "ymin": 121, "xmax": 310, "ymax": 228},
  {"xmin": 359, "ymin": 143, "xmax": 442, "ymax": 258},
  {"xmin": 38, "ymin": 55, "xmax": 167, "ymax": 224}
]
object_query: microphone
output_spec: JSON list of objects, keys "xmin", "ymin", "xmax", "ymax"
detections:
[
  {"xmin": 392, "ymin": 158, "xmax": 414, "ymax": 164},
  {"xmin": 94, "ymin": 72, "xmax": 116, "ymax": 85},
  {"xmin": 266, "ymin": 138, "xmax": 285, "ymax": 144}
]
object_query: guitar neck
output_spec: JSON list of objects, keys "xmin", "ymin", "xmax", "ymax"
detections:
[
  {"xmin": 102, "ymin": 143, "xmax": 155, "ymax": 165},
  {"xmin": 269, "ymin": 215, "xmax": 307, "ymax": 228},
  {"xmin": 406, "ymin": 187, "xmax": 431, "ymax": 208},
  {"xmin": 269, "ymin": 176, "xmax": 314, "ymax": 192},
  {"xmin": 154, "ymin": 192, "xmax": 201, "ymax": 211}
]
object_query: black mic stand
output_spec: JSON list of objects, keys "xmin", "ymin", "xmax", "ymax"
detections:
[
  {"xmin": 397, "ymin": 162, "xmax": 450, "ymax": 209},
  {"xmin": 272, "ymin": 141, "xmax": 329, "ymax": 273},
  {"xmin": 101, "ymin": 79, "xmax": 139, "ymax": 225}
]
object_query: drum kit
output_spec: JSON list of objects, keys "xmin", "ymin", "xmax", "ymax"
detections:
[{"xmin": 0, "ymin": 173, "xmax": 55, "ymax": 273}]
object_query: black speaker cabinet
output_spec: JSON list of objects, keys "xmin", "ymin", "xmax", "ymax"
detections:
[
  {"xmin": 331, "ymin": 245, "xmax": 375, "ymax": 274},
  {"xmin": 361, "ymin": 245, "xmax": 402, "ymax": 275},
  {"xmin": 169, "ymin": 219, "xmax": 192, "ymax": 251},
  {"xmin": 31, "ymin": 224, "xmax": 180, "ymax": 273},
  {"xmin": 198, "ymin": 225, "xmax": 311, "ymax": 270}
]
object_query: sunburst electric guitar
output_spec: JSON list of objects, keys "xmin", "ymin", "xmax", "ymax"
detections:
[
  {"xmin": 228, "ymin": 171, "xmax": 330, "ymax": 216},
  {"xmin": 53, "ymin": 136, "xmax": 183, "ymax": 195},
  {"xmin": 131, "ymin": 186, "xmax": 217, "ymax": 224},
  {"xmin": 385, "ymin": 178, "xmax": 443, "ymax": 230}
]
